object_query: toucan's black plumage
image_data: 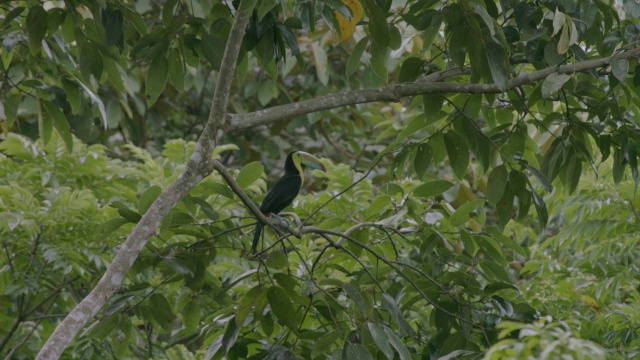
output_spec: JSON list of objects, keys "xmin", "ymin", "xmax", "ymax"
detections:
[{"xmin": 251, "ymin": 151, "xmax": 326, "ymax": 254}]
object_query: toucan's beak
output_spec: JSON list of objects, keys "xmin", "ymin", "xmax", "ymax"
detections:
[{"xmin": 299, "ymin": 152, "xmax": 327, "ymax": 172}]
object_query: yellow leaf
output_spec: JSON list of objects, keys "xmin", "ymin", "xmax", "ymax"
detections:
[
  {"xmin": 581, "ymin": 294, "xmax": 600, "ymax": 314},
  {"xmin": 336, "ymin": 0, "xmax": 363, "ymax": 43}
]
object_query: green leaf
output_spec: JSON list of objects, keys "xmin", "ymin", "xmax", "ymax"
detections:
[
  {"xmin": 236, "ymin": 285, "xmax": 261, "ymax": 327},
  {"xmin": 182, "ymin": 299, "xmax": 201, "ymax": 331},
  {"xmin": 367, "ymin": 322, "xmax": 394, "ymax": 359},
  {"xmin": 266, "ymin": 250, "xmax": 289, "ymax": 269},
  {"xmin": 484, "ymin": 282, "xmax": 519, "ymax": 296},
  {"xmin": 413, "ymin": 180, "xmax": 454, "ymax": 197},
  {"xmin": 89, "ymin": 315, "xmax": 119, "ymax": 340},
  {"xmin": 343, "ymin": 284, "xmax": 367, "ymax": 314},
  {"xmin": 382, "ymin": 293, "xmax": 414, "ymax": 336},
  {"xmin": 201, "ymin": 34, "xmax": 226, "ymax": 70},
  {"xmin": 468, "ymin": 1, "xmax": 495, "ymax": 36},
  {"xmin": 236, "ymin": 161, "xmax": 264, "ymax": 188},
  {"xmin": 362, "ymin": 0, "xmax": 389, "ymax": 47},
  {"xmin": 347, "ymin": 37, "xmax": 368, "ymax": 76},
  {"xmin": 366, "ymin": 195, "xmax": 391, "ymax": 219},
  {"xmin": 267, "ymin": 286, "xmax": 298, "ymax": 330},
  {"xmin": 541, "ymin": 73, "xmax": 570, "ymax": 99},
  {"xmin": 383, "ymin": 326, "xmax": 412, "ymax": 360},
  {"xmin": 484, "ymin": 41, "xmax": 508, "ymax": 91},
  {"xmin": 370, "ymin": 42, "xmax": 388, "ymax": 82},
  {"xmin": 523, "ymin": 163, "xmax": 553, "ymax": 192},
  {"xmin": 414, "ymin": 143, "xmax": 433, "ymax": 180},
  {"xmin": 397, "ymin": 115, "xmax": 426, "ymax": 141},
  {"xmin": 146, "ymin": 54, "xmax": 168, "ymax": 107},
  {"xmin": 565, "ymin": 154, "xmax": 582, "ymax": 194},
  {"xmin": 611, "ymin": 58, "xmax": 629, "ymax": 83},
  {"xmin": 118, "ymin": 207, "xmax": 142, "ymax": 223},
  {"xmin": 27, "ymin": 6, "xmax": 48, "ymax": 55},
  {"xmin": 138, "ymin": 186, "xmax": 162, "ymax": 215},
  {"xmin": 487, "ymin": 165, "xmax": 508, "ymax": 205},
  {"xmin": 496, "ymin": 186, "xmax": 514, "ymax": 226},
  {"xmin": 423, "ymin": 94, "xmax": 444, "ymax": 124},
  {"xmin": 444, "ymin": 131, "xmax": 470, "ymax": 180},
  {"xmin": 530, "ymin": 187, "xmax": 548, "ymax": 227},
  {"xmin": 345, "ymin": 343, "xmax": 374, "ymax": 360},
  {"xmin": 167, "ymin": 49, "xmax": 185, "ymax": 91},
  {"xmin": 42, "ymin": 101, "xmax": 73, "ymax": 153},
  {"xmin": 149, "ymin": 293, "xmax": 174, "ymax": 331},
  {"xmin": 398, "ymin": 57, "xmax": 425, "ymax": 83},
  {"xmin": 257, "ymin": 0, "xmax": 278, "ymax": 21},
  {"xmin": 99, "ymin": 218, "xmax": 129, "ymax": 236},
  {"xmin": 449, "ymin": 199, "xmax": 486, "ymax": 226}
]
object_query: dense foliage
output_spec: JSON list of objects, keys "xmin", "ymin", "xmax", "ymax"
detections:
[{"xmin": 1, "ymin": 0, "xmax": 640, "ymax": 358}]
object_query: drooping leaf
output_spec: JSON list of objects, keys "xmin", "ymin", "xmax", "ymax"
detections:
[
  {"xmin": 487, "ymin": 164, "xmax": 508, "ymax": 206},
  {"xmin": 413, "ymin": 180, "xmax": 454, "ymax": 197},
  {"xmin": 444, "ymin": 131, "xmax": 470, "ymax": 180}
]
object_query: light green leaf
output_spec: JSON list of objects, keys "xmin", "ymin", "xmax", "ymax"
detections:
[
  {"xmin": 138, "ymin": 185, "xmax": 162, "ymax": 214},
  {"xmin": 413, "ymin": 180, "xmax": 454, "ymax": 197},
  {"xmin": 347, "ymin": 37, "xmax": 368, "ymax": 76},
  {"xmin": 541, "ymin": 73, "xmax": 570, "ymax": 98},
  {"xmin": 266, "ymin": 250, "xmax": 289, "ymax": 269},
  {"xmin": 449, "ymin": 199, "xmax": 486, "ymax": 226},
  {"xmin": 236, "ymin": 161, "xmax": 264, "ymax": 188},
  {"xmin": 42, "ymin": 101, "xmax": 73, "ymax": 153},
  {"xmin": 345, "ymin": 343, "xmax": 374, "ymax": 360},
  {"xmin": 611, "ymin": 58, "xmax": 629, "ymax": 83},
  {"xmin": 182, "ymin": 299, "xmax": 201, "ymax": 331}
]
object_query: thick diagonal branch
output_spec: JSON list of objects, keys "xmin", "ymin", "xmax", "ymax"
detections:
[{"xmin": 35, "ymin": 9, "xmax": 252, "ymax": 360}]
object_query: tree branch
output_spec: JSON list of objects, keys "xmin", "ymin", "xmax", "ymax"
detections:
[
  {"xmin": 227, "ymin": 46, "xmax": 640, "ymax": 130},
  {"xmin": 35, "ymin": 9, "xmax": 252, "ymax": 360}
]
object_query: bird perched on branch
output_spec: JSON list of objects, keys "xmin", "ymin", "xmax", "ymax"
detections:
[{"xmin": 251, "ymin": 151, "xmax": 326, "ymax": 254}]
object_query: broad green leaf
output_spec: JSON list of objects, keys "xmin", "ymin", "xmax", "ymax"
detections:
[
  {"xmin": 382, "ymin": 293, "xmax": 414, "ymax": 336},
  {"xmin": 366, "ymin": 195, "xmax": 390, "ymax": 219},
  {"xmin": 565, "ymin": 155, "xmax": 582, "ymax": 194},
  {"xmin": 362, "ymin": 0, "xmax": 389, "ymax": 47},
  {"xmin": 530, "ymin": 187, "xmax": 548, "ymax": 227},
  {"xmin": 484, "ymin": 41, "xmax": 508, "ymax": 91},
  {"xmin": 146, "ymin": 54, "xmax": 168, "ymax": 107},
  {"xmin": 367, "ymin": 322, "xmax": 394, "ymax": 359},
  {"xmin": 524, "ymin": 163, "xmax": 553, "ymax": 192},
  {"xmin": 236, "ymin": 286, "xmax": 262, "ymax": 327},
  {"xmin": 266, "ymin": 250, "xmax": 289, "ymax": 269},
  {"xmin": 149, "ymin": 293, "xmax": 174, "ymax": 331},
  {"xmin": 345, "ymin": 343, "xmax": 374, "ymax": 360},
  {"xmin": 541, "ymin": 73, "xmax": 570, "ymax": 99},
  {"xmin": 397, "ymin": 115, "xmax": 426, "ymax": 141},
  {"xmin": 444, "ymin": 131, "xmax": 470, "ymax": 180},
  {"xmin": 468, "ymin": 1, "xmax": 495, "ymax": 36},
  {"xmin": 257, "ymin": 0, "xmax": 278, "ymax": 20},
  {"xmin": 413, "ymin": 180, "xmax": 454, "ymax": 197},
  {"xmin": 312, "ymin": 41, "xmax": 329, "ymax": 85},
  {"xmin": 449, "ymin": 199, "xmax": 486, "ymax": 226},
  {"xmin": 27, "ymin": 6, "xmax": 48, "ymax": 55},
  {"xmin": 398, "ymin": 57, "xmax": 426, "ymax": 83},
  {"xmin": 496, "ymin": 186, "xmax": 514, "ymax": 227},
  {"xmin": 343, "ymin": 284, "xmax": 367, "ymax": 314},
  {"xmin": 383, "ymin": 326, "xmax": 412, "ymax": 360},
  {"xmin": 611, "ymin": 58, "xmax": 629, "ymax": 83},
  {"xmin": 42, "ymin": 101, "xmax": 73, "ymax": 153},
  {"xmin": 182, "ymin": 299, "xmax": 201, "ymax": 331},
  {"xmin": 89, "ymin": 315, "xmax": 119, "ymax": 340},
  {"xmin": 99, "ymin": 218, "xmax": 129, "ymax": 235},
  {"xmin": 117, "ymin": 207, "xmax": 142, "ymax": 223},
  {"xmin": 138, "ymin": 185, "xmax": 162, "ymax": 214},
  {"xmin": 423, "ymin": 94, "xmax": 444, "ymax": 123},
  {"xmin": 167, "ymin": 49, "xmax": 185, "ymax": 91},
  {"xmin": 484, "ymin": 282, "xmax": 519, "ymax": 296},
  {"xmin": 370, "ymin": 42, "xmax": 388, "ymax": 82},
  {"xmin": 236, "ymin": 161, "xmax": 264, "ymax": 188},
  {"xmin": 312, "ymin": 330, "xmax": 341, "ymax": 358},
  {"xmin": 414, "ymin": 143, "xmax": 433, "ymax": 180},
  {"xmin": 347, "ymin": 37, "xmax": 368, "ymax": 76},
  {"xmin": 487, "ymin": 165, "xmax": 508, "ymax": 205},
  {"xmin": 267, "ymin": 286, "xmax": 297, "ymax": 330}
]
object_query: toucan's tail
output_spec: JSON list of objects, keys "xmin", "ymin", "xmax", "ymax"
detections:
[{"xmin": 251, "ymin": 222, "xmax": 263, "ymax": 254}]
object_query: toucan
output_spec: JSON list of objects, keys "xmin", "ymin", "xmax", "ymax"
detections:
[{"xmin": 251, "ymin": 151, "xmax": 326, "ymax": 254}]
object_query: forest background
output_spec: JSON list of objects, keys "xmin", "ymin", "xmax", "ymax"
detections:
[{"xmin": 1, "ymin": 0, "xmax": 640, "ymax": 359}]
